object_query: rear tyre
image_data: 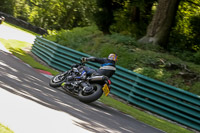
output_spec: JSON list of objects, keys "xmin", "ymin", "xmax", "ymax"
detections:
[
  {"xmin": 78, "ymin": 84, "xmax": 103, "ymax": 103},
  {"xmin": 49, "ymin": 74, "xmax": 66, "ymax": 87}
]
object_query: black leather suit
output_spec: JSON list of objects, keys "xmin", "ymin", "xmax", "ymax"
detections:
[{"xmin": 84, "ymin": 57, "xmax": 116, "ymax": 78}]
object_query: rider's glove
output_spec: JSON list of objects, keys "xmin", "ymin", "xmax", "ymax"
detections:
[{"xmin": 81, "ymin": 57, "xmax": 87, "ymax": 63}]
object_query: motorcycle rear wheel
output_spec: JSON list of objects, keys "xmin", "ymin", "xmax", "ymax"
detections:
[
  {"xmin": 49, "ymin": 73, "xmax": 66, "ymax": 87},
  {"xmin": 78, "ymin": 83, "xmax": 103, "ymax": 103}
]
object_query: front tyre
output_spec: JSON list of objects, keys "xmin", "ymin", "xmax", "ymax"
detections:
[
  {"xmin": 78, "ymin": 84, "xmax": 103, "ymax": 103},
  {"xmin": 49, "ymin": 73, "xmax": 66, "ymax": 87}
]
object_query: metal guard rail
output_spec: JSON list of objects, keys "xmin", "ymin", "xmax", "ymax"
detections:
[{"xmin": 31, "ymin": 36, "xmax": 200, "ymax": 131}]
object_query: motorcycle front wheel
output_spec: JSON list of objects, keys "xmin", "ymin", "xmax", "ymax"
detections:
[
  {"xmin": 78, "ymin": 83, "xmax": 103, "ymax": 103},
  {"xmin": 49, "ymin": 73, "xmax": 66, "ymax": 87}
]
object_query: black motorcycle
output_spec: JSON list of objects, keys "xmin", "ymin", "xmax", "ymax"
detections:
[{"xmin": 49, "ymin": 62, "xmax": 111, "ymax": 103}]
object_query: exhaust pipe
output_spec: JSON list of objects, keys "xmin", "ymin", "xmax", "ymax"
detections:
[{"xmin": 88, "ymin": 75, "xmax": 109, "ymax": 82}]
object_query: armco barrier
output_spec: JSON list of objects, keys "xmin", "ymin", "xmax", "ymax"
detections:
[{"xmin": 32, "ymin": 36, "xmax": 200, "ymax": 131}]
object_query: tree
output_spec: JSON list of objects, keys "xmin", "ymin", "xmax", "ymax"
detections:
[
  {"xmin": 94, "ymin": 0, "xmax": 114, "ymax": 34},
  {"xmin": 7, "ymin": 0, "xmax": 96, "ymax": 30},
  {"xmin": 109, "ymin": 0, "xmax": 156, "ymax": 38},
  {"xmin": 138, "ymin": 0, "xmax": 180, "ymax": 49},
  {"xmin": 94, "ymin": 0, "xmax": 125, "ymax": 34},
  {"xmin": 129, "ymin": 0, "xmax": 155, "ymax": 23},
  {"xmin": 0, "ymin": 0, "xmax": 15, "ymax": 15},
  {"xmin": 14, "ymin": 0, "xmax": 30, "ymax": 21},
  {"xmin": 169, "ymin": 0, "xmax": 200, "ymax": 51}
]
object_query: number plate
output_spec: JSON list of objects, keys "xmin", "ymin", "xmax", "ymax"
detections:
[{"xmin": 102, "ymin": 84, "xmax": 110, "ymax": 96}]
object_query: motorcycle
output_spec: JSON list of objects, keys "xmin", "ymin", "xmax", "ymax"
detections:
[{"xmin": 49, "ymin": 62, "xmax": 112, "ymax": 103}]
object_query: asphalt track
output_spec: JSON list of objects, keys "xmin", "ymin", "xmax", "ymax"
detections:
[{"xmin": 0, "ymin": 25, "xmax": 165, "ymax": 133}]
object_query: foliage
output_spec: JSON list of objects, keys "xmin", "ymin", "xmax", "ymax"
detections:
[
  {"xmin": 1, "ymin": 0, "xmax": 200, "ymax": 50},
  {"xmin": 189, "ymin": 82, "xmax": 200, "ymax": 94},
  {"xmin": 110, "ymin": 0, "xmax": 155, "ymax": 38},
  {"xmin": 1, "ymin": 0, "xmax": 97, "ymax": 30},
  {"xmin": 14, "ymin": 0, "xmax": 30, "ymax": 21},
  {"xmin": 45, "ymin": 26, "xmax": 200, "ymax": 95},
  {"xmin": 193, "ymin": 51, "xmax": 200, "ymax": 64},
  {"xmin": 27, "ymin": 0, "xmax": 97, "ymax": 30},
  {"xmin": 45, "ymin": 26, "xmax": 102, "ymax": 47},
  {"xmin": 165, "ymin": 0, "xmax": 200, "ymax": 65},
  {"xmin": 190, "ymin": 16, "xmax": 200, "ymax": 50},
  {"xmin": 94, "ymin": 0, "xmax": 117, "ymax": 34},
  {"xmin": 169, "ymin": 0, "xmax": 200, "ymax": 51},
  {"xmin": 0, "ymin": 0, "xmax": 15, "ymax": 15}
]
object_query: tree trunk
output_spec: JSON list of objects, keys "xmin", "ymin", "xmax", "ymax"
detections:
[
  {"xmin": 138, "ymin": 0, "xmax": 180, "ymax": 48},
  {"xmin": 130, "ymin": 6, "xmax": 140, "ymax": 23}
]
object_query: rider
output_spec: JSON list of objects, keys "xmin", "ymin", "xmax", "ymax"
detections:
[
  {"xmin": 81, "ymin": 53, "xmax": 118, "ymax": 78},
  {"xmin": 0, "ymin": 16, "xmax": 5, "ymax": 25},
  {"xmin": 62, "ymin": 53, "xmax": 118, "ymax": 92}
]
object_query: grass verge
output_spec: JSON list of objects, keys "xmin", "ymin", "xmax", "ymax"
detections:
[
  {"xmin": 0, "ymin": 23, "xmax": 195, "ymax": 133},
  {"xmin": 0, "ymin": 38, "xmax": 59, "ymax": 76},
  {"xmin": 0, "ymin": 123, "xmax": 13, "ymax": 133},
  {"xmin": 100, "ymin": 95, "xmax": 193, "ymax": 133}
]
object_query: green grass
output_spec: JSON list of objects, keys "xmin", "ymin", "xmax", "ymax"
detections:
[
  {"xmin": 0, "ymin": 24, "xmax": 195, "ymax": 133},
  {"xmin": 0, "ymin": 38, "xmax": 32, "ymax": 49},
  {"xmin": 100, "ymin": 95, "xmax": 193, "ymax": 133},
  {"xmin": 0, "ymin": 38, "xmax": 59, "ymax": 76},
  {"xmin": 0, "ymin": 123, "xmax": 13, "ymax": 133}
]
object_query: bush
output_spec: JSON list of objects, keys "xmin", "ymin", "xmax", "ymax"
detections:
[
  {"xmin": 189, "ymin": 82, "xmax": 200, "ymax": 94},
  {"xmin": 109, "ymin": 33, "xmax": 137, "ymax": 45},
  {"xmin": 45, "ymin": 26, "xmax": 102, "ymax": 48},
  {"xmin": 194, "ymin": 51, "xmax": 200, "ymax": 64},
  {"xmin": 45, "ymin": 26, "xmax": 139, "ymax": 69},
  {"xmin": 169, "ymin": 2, "xmax": 200, "ymax": 63},
  {"xmin": 134, "ymin": 67, "xmax": 172, "ymax": 82}
]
